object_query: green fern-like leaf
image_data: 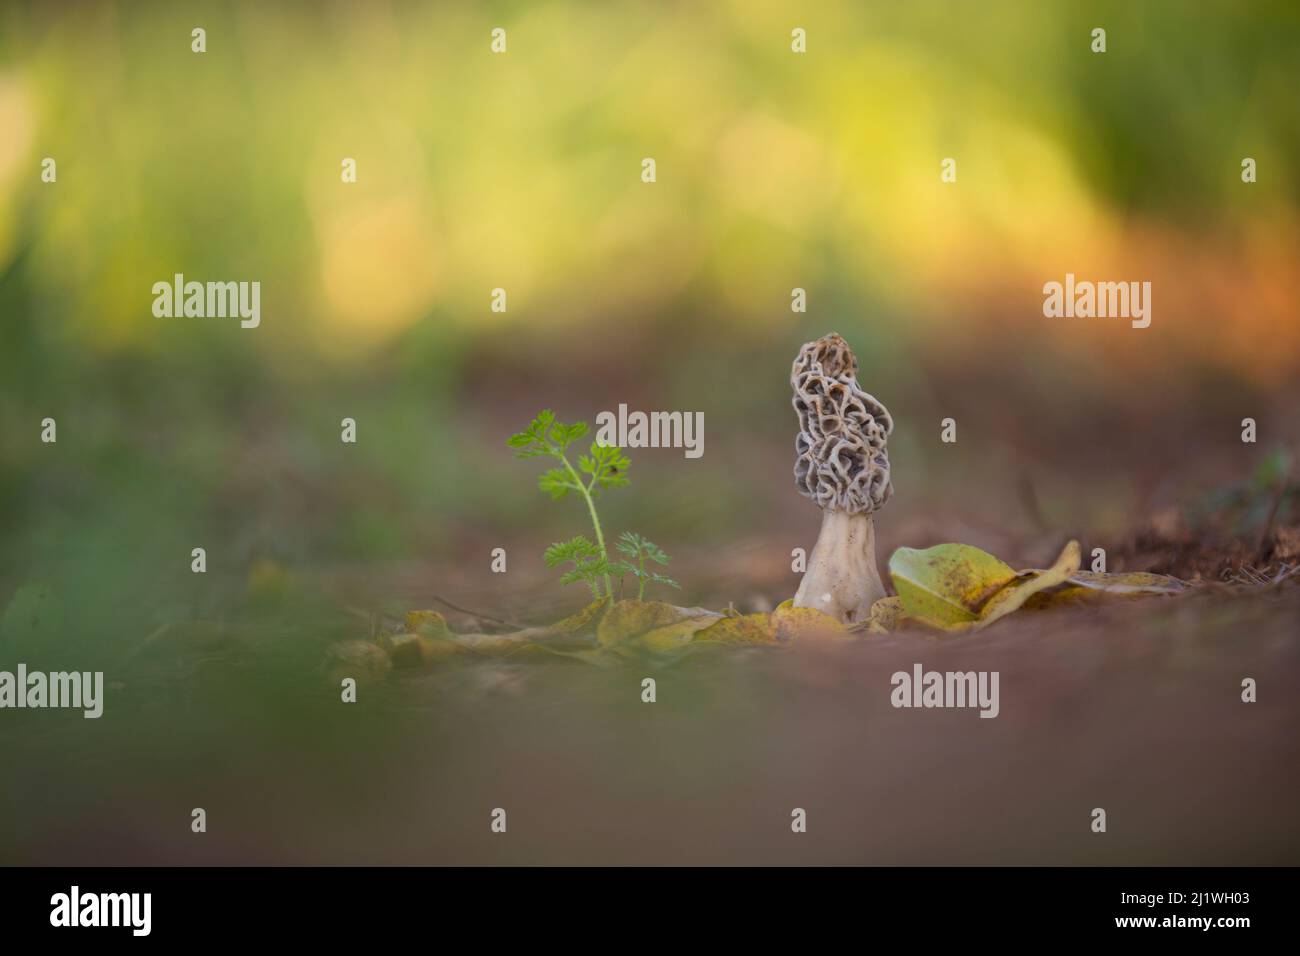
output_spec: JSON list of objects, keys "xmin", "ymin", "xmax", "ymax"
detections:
[
  {"xmin": 580, "ymin": 443, "xmax": 630, "ymax": 492},
  {"xmin": 538, "ymin": 468, "xmax": 576, "ymax": 500},
  {"xmin": 544, "ymin": 536, "xmax": 600, "ymax": 567}
]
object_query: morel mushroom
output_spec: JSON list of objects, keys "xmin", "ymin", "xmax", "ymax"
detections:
[{"xmin": 791, "ymin": 332, "xmax": 893, "ymax": 623}]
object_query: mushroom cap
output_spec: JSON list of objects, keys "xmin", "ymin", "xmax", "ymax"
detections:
[{"xmin": 791, "ymin": 332, "xmax": 893, "ymax": 514}]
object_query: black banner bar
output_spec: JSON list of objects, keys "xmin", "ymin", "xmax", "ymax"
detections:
[{"xmin": 0, "ymin": 866, "xmax": 1287, "ymax": 943}]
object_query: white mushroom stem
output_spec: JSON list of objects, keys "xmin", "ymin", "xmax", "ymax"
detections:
[{"xmin": 793, "ymin": 510, "xmax": 884, "ymax": 624}]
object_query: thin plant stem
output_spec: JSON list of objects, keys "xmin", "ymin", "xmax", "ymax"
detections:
[{"xmin": 560, "ymin": 453, "xmax": 613, "ymax": 597}]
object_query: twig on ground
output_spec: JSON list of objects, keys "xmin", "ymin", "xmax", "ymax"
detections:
[
  {"xmin": 1220, "ymin": 563, "xmax": 1299, "ymax": 589},
  {"xmin": 430, "ymin": 595, "xmax": 526, "ymax": 631}
]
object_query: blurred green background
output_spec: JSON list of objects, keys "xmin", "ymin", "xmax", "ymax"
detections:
[{"xmin": 1, "ymin": 0, "xmax": 1298, "ymax": 654}]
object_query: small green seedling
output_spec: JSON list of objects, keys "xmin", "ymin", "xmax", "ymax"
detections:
[
  {"xmin": 615, "ymin": 531, "xmax": 679, "ymax": 600},
  {"xmin": 509, "ymin": 410, "xmax": 679, "ymax": 601},
  {"xmin": 543, "ymin": 536, "xmax": 612, "ymax": 598}
]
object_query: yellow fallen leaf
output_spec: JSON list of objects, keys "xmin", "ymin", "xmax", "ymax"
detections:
[
  {"xmin": 547, "ymin": 599, "xmax": 609, "ymax": 636},
  {"xmin": 1026, "ymin": 570, "xmax": 1188, "ymax": 607},
  {"xmin": 691, "ymin": 613, "xmax": 778, "ymax": 645},
  {"xmin": 889, "ymin": 543, "xmax": 1018, "ymax": 628},
  {"xmin": 970, "ymin": 540, "xmax": 1081, "ymax": 631},
  {"xmin": 597, "ymin": 600, "xmax": 715, "ymax": 647},
  {"xmin": 890, "ymin": 540, "xmax": 1082, "ymax": 633},
  {"xmin": 383, "ymin": 630, "xmax": 464, "ymax": 666},
  {"xmin": 862, "ymin": 595, "xmax": 906, "ymax": 633},
  {"xmin": 404, "ymin": 610, "xmax": 451, "ymax": 636},
  {"xmin": 772, "ymin": 604, "xmax": 845, "ymax": 641},
  {"xmin": 639, "ymin": 614, "xmax": 726, "ymax": 651}
]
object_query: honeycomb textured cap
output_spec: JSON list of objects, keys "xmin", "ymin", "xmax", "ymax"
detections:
[{"xmin": 791, "ymin": 332, "xmax": 893, "ymax": 514}]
